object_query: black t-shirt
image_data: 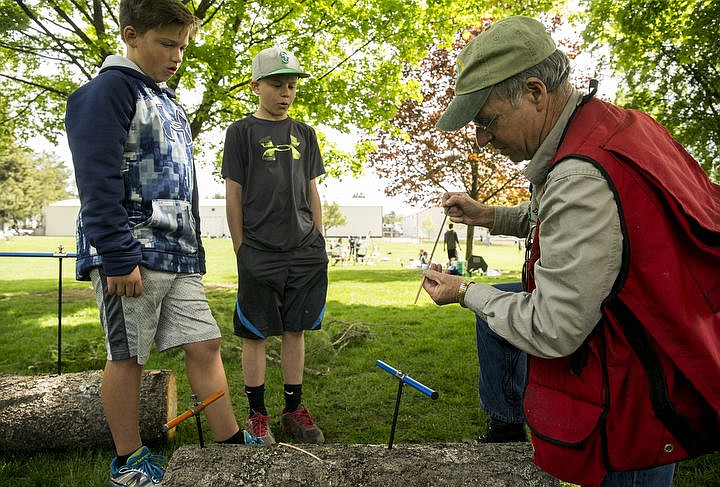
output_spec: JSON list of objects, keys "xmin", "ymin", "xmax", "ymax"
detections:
[{"xmin": 221, "ymin": 115, "xmax": 325, "ymax": 251}]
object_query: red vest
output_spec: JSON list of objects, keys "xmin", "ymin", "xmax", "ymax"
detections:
[{"xmin": 523, "ymin": 95, "xmax": 720, "ymax": 486}]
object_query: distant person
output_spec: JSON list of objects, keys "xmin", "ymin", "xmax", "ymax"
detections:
[
  {"xmin": 65, "ymin": 1, "xmax": 250, "ymax": 484},
  {"xmin": 443, "ymin": 223, "xmax": 461, "ymax": 260},
  {"xmin": 348, "ymin": 235, "xmax": 356, "ymax": 258},
  {"xmin": 422, "ymin": 15, "xmax": 720, "ymax": 487},
  {"xmin": 356, "ymin": 237, "xmax": 367, "ymax": 263},
  {"xmin": 419, "ymin": 250, "xmax": 429, "ymax": 269},
  {"xmin": 331, "ymin": 238, "xmax": 345, "ymax": 266},
  {"xmin": 223, "ymin": 46, "xmax": 327, "ymax": 446},
  {"xmin": 446, "ymin": 257, "xmax": 460, "ymax": 275}
]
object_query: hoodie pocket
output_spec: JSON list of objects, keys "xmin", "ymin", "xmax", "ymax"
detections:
[{"xmin": 132, "ymin": 199, "xmax": 198, "ymax": 254}]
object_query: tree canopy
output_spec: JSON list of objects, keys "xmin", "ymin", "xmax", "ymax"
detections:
[
  {"xmin": 0, "ymin": 99, "xmax": 71, "ymax": 228},
  {"xmin": 578, "ymin": 0, "xmax": 719, "ymax": 180},
  {"xmin": 365, "ymin": 22, "xmax": 532, "ymax": 257},
  {"xmin": 0, "ymin": 0, "xmax": 554, "ymax": 177},
  {"xmin": 0, "ymin": 148, "xmax": 71, "ymax": 227},
  {"xmin": 322, "ymin": 200, "xmax": 347, "ymax": 235}
]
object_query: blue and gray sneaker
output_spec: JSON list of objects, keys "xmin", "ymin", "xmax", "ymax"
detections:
[
  {"xmin": 110, "ymin": 446, "xmax": 166, "ymax": 486},
  {"xmin": 244, "ymin": 429, "xmax": 265, "ymax": 445}
]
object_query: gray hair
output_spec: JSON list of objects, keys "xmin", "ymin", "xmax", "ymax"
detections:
[{"xmin": 492, "ymin": 49, "xmax": 572, "ymax": 107}]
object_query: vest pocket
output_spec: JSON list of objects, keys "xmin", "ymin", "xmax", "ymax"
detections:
[
  {"xmin": 524, "ymin": 381, "xmax": 609, "ymax": 486},
  {"xmin": 524, "ymin": 381, "xmax": 605, "ymax": 447}
]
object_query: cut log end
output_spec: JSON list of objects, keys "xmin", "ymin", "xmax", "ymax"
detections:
[{"xmin": 0, "ymin": 370, "xmax": 176, "ymax": 452}]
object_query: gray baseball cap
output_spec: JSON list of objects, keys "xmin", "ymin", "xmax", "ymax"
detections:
[
  {"xmin": 252, "ymin": 47, "xmax": 310, "ymax": 82},
  {"xmin": 437, "ymin": 16, "xmax": 557, "ymax": 131}
]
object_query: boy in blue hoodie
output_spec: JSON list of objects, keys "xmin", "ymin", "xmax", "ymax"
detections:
[{"xmin": 65, "ymin": 1, "xmax": 252, "ymax": 485}]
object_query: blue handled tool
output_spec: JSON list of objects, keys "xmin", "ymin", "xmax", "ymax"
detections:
[
  {"xmin": 376, "ymin": 360, "xmax": 439, "ymax": 399},
  {"xmin": 376, "ymin": 360, "xmax": 439, "ymax": 448}
]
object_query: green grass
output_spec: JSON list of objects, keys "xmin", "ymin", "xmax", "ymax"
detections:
[{"xmin": 0, "ymin": 236, "xmax": 717, "ymax": 486}]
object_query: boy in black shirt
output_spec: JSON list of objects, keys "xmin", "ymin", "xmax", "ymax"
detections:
[{"xmin": 222, "ymin": 47, "xmax": 328, "ymax": 445}]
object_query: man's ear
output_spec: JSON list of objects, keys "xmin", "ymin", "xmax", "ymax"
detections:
[
  {"xmin": 525, "ymin": 77, "xmax": 548, "ymax": 111},
  {"xmin": 123, "ymin": 26, "xmax": 138, "ymax": 48}
]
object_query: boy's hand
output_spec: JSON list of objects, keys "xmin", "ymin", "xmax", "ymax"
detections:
[
  {"xmin": 422, "ymin": 263, "xmax": 462, "ymax": 305},
  {"xmin": 107, "ymin": 266, "xmax": 143, "ymax": 297}
]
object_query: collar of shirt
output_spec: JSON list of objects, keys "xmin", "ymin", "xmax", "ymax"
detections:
[{"xmin": 523, "ymin": 88, "xmax": 585, "ymax": 188}]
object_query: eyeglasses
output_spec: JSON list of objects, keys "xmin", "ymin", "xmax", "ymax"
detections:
[
  {"xmin": 475, "ymin": 113, "xmax": 498, "ymax": 134},
  {"xmin": 474, "ymin": 113, "xmax": 498, "ymax": 149}
]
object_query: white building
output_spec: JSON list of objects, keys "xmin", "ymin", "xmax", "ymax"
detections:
[
  {"xmin": 43, "ymin": 199, "xmax": 81, "ymax": 236},
  {"xmin": 325, "ymin": 205, "xmax": 383, "ymax": 238},
  {"xmin": 42, "ymin": 198, "xmax": 231, "ymax": 238},
  {"xmin": 42, "ymin": 199, "xmax": 382, "ymax": 239}
]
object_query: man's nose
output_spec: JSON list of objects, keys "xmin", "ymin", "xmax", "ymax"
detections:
[{"xmin": 475, "ymin": 129, "xmax": 494, "ymax": 148}]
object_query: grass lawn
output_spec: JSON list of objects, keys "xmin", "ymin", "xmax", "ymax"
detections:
[{"xmin": 0, "ymin": 236, "xmax": 717, "ymax": 486}]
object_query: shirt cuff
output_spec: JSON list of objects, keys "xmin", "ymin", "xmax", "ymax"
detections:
[{"xmin": 462, "ymin": 282, "xmax": 501, "ymax": 319}]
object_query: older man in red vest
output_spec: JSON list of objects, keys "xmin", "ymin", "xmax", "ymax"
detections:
[{"xmin": 422, "ymin": 15, "xmax": 720, "ymax": 487}]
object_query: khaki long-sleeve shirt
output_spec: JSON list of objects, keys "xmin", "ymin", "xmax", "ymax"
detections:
[{"xmin": 464, "ymin": 90, "xmax": 622, "ymax": 358}]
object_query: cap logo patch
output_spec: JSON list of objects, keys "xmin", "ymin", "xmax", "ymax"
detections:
[{"xmin": 279, "ymin": 51, "xmax": 290, "ymax": 64}]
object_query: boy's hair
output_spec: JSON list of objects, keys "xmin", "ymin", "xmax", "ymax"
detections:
[{"xmin": 119, "ymin": 0, "xmax": 201, "ymax": 37}]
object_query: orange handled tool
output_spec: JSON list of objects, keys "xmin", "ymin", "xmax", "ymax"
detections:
[{"xmin": 164, "ymin": 390, "xmax": 225, "ymax": 431}]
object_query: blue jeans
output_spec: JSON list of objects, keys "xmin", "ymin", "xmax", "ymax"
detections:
[
  {"xmin": 597, "ymin": 464, "xmax": 675, "ymax": 487},
  {"xmin": 475, "ymin": 281, "xmax": 526, "ymax": 423}
]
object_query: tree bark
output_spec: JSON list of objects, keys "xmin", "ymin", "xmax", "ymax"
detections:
[
  {"xmin": 0, "ymin": 369, "xmax": 177, "ymax": 452},
  {"xmin": 163, "ymin": 442, "xmax": 559, "ymax": 486}
]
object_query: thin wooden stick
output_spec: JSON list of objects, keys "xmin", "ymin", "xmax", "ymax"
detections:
[
  {"xmin": 278, "ymin": 442, "xmax": 324, "ymax": 462},
  {"xmin": 414, "ymin": 213, "xmax": 448, "ymax": 304},
  {"xmin": 164, "ymin": 390, "xmax": 225, "ymax": 431}
]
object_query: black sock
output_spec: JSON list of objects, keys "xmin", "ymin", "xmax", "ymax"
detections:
[
  {"xmin": 284, "ymin": 383, "xmax": 302, "ymax": 412},
  {"xmin": 217, "ymin": 429, "xmax": 246, "ymax": 444},
  {"xmin": 245, "ymin": 384, "xmax": 267, "ymax": 415},
  {"xmin": 115, "ymin": 453, "xmax": 130, "ymax": 467}
]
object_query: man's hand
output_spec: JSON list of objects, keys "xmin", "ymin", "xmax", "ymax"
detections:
[
  {"xmin": 422, "ymin": 263, "xmax": 463, "ymax": 305},
  {"xmin": 107, "ymin": 265, "xmax": 143, "ymax": 297},
  {"xmin": 442, "ymin": 192, "xmax": 494, "ymax": 228}
]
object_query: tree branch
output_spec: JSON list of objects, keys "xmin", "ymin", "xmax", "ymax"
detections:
[
  {"xmin": 13, "ymin": 0, "xmax": 94, "ymax": 79},
  {"xmin": 0, "ymin": 72, "xmax": 69, "ymax": 97}
]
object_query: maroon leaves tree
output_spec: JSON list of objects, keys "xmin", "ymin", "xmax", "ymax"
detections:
[{"xmin": 367, "ymin": 24, "xmax": 530, "ymax": 259}]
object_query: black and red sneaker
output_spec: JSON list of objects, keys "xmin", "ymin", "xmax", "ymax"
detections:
[
  {"xmin": 280, "ymin": 404, "xmax": 325, "ymax": 444},
  {"xmin": 244, "ymin": 410, "xmax": 275, "ymax": 445}
]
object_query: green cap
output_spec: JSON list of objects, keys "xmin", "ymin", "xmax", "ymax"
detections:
[
  {"xmin": 436, "ymin": 16, "xmax": 557, "ymax": 131},
  {"xmin": 252, "ymin": 47, "xmax": 310, "ymax": 82}
]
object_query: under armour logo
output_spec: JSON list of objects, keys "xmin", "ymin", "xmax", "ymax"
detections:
[
  {"xmin": 259, "ymin": 135, "xmax": 301, "ymax": 161},
  {"xmin": 156, "ymin": 104, "xmax": 192, "ymax": 146}
]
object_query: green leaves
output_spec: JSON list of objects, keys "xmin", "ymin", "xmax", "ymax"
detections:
[
  {"xmin": 579, "ymin": 0, "xmax": 720, "ymax": 180},
  {"xmin": 0, "ymin": 148, "xmax": 71, "ymax": 225},
  {"xmin": 2, "ymin": 0, "xmax": 560, "ymax": 180}
]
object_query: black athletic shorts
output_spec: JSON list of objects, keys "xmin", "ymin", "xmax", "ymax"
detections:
[{"xmin": 234, "ymin": 233, "xmax": 328, "ymax": 340}]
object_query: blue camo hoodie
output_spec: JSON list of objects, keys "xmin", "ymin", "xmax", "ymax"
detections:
[{"xmin": 65, "ymin": 55, "xmax": 206, "ymax": 280}]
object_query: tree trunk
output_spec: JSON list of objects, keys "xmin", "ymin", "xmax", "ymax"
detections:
[
  {"xmin": 0, "ymin": 369, "xmax": 177, "ymax": 452},
  {"xmin": 464, "ymin": 225, "xmax": 476, "ymax": 264},
  {"xmin": 163, "ymin": 443, "xmax": 559, "ymax": 486}
]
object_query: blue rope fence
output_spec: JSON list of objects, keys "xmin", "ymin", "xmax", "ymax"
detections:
[{"xmin": 0, "ymin": 246, "xmax": 78, "ymax": 375}]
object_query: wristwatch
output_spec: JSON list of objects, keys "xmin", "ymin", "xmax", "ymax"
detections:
[{"xmin": 457, "ymin": 280, "xmax": 475, "ymax": 308}]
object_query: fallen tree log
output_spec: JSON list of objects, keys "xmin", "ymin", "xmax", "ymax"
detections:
[
  {"xmin": 0, "ymin": 369, "xmax": 176, "ymax": 452},
  {"xmin": 163, "ymin": 442, "xmax": 559, "ymax": 486}
]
